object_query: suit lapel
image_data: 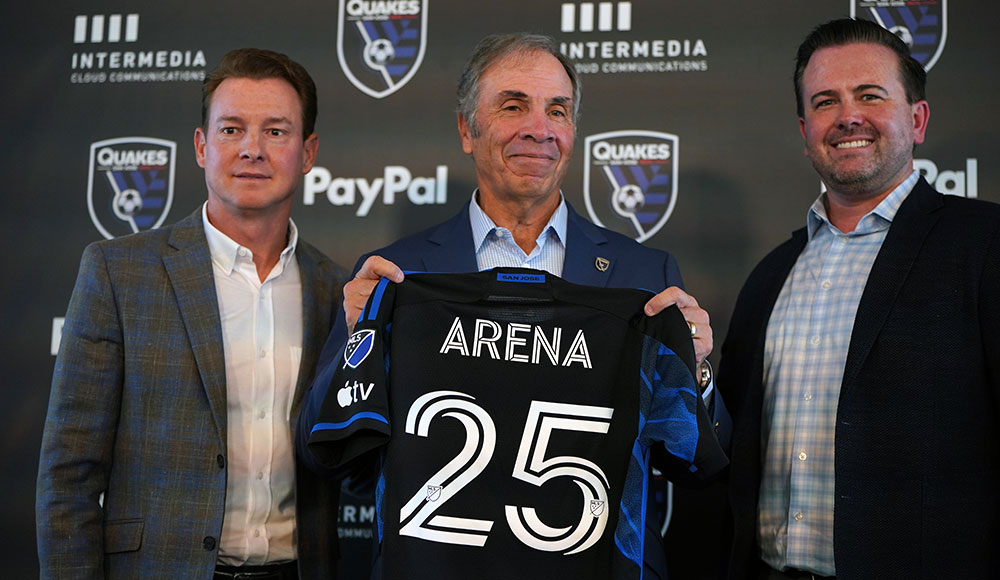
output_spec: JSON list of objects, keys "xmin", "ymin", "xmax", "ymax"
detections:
[
  {"xmin": 162, "ymin": 210, "xmax": 228, "ymax": 444},
  {"xmin": 292, "ymin": 245, "xmax": 334, "ymax": 417},
  {"xmin": 563, "ymin": 204, "xmax": 612, "ymax": 286},
  {"xmin": 422, "ymin": 203, "xmax": 478, "ymax": 272},
  {"xmin": 841, "ymin": 179, "xmax": 943, "ymax": 393}
]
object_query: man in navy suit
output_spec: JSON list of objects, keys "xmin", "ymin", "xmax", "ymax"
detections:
[
  {"xmin": 719, "ymin": 19, "xmax": 1000, "ymax": 580},
  {"xmin": 299, "ymin": 33, "xmax": 728, "ymax": 579}
]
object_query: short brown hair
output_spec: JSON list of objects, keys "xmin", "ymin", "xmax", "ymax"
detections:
[
  {"xmin": 201, "ymin": 48, "xmax": 318, "ymax": 138},
  {"xmin": 794, "ymin": 18, "xmax": 926, "ymax": 118}
]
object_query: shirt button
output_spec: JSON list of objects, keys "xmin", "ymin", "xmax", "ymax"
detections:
[
  {"xmin": 804, "ymin": 393, "xmax": 812, "ymax": 401},
  {"xmin": 254, "ymin": 529, "xmax": 261, "ymax": 538},
  {"xmin": 811, "ymin": 336, "xmax": 821, "ymax": 345},
  {"xmin": 259, "ymin": 349, "xmax": 267, "ymax": 358},
  {"xmin": 203, "ymin": 536, "xmax": 216, "ymax": 551},
  {"xmin": 257, "ymin": 471, "xmax": 264, "ymax": 480},
  {"xmin": 821, "ymin": 280, "xmax": 831, "ymax": 289},
  {"xmin": 794, "ymin": 512, "xmax": 804, "ymax": 522},
  {"xmin": 798, "ymin": 451, "xmax": 807, "ymax": 461},
  {"xmin": 238, "ymin": 248, "xmax": 249, "ymax": 257},
  {"xmin": 216, "ymin": 454, "xmax": 225, "ymax": 469},
  {"xmin": 258, "ymin": 410, "xmax": 266, "ymax": 419}
]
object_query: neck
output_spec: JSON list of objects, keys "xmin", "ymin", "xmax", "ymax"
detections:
[
  {"xmin": 478, "ymin": 190, "xmax": 560, "ymax": 254},
  {"xmin": 206, "ymin": 202, "xmax": 291, "ymax": 282}
]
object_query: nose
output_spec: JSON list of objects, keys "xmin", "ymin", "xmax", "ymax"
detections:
[
  {"xmin": 240, "ymin": 132, "xmax": 264, "ymax": 160},
  {"xmin": 519, "ymin": 108, "xmax": 555, "ymax": 142},
  {"xmin": 836, "ymin": 100, "xmax": 865, "ymax": 128}
]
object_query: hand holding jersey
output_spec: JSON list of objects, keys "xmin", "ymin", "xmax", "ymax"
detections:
[
  {"xmin": 344, "ymin": 255, "xmax": 714, "ymax": 366},
  {"xmin": 309, "ymin": 268, "xmax": 727, "ymax": 580}
]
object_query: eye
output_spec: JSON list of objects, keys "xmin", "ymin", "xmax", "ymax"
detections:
[
  {"xmin": 860, "ymin": 93, "xmax": 882, "ymax": 102},
  {"xmin": 813, "ymin": 98, "xmax": 835, "ymax": 110},
  {"xmin": 221, "ymin": 127, "xmax": 238, "ymax": 135},
  {"xmin": 267, "ymin": 129, "xmax": 286, "ymax": 136}
]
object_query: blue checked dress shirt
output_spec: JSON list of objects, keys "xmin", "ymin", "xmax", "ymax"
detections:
[
  {"xmin": 758, "ymin": 171, "xmax": 919, "ymax": 576},
  {"xmin": 468, "ymin": 191, "xmax": 568, "ymax": 275}
]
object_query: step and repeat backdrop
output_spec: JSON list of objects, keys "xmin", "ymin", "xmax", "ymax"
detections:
[{"xmin": 2, "ymin": 0, "xmax": 995, "ymax": 577}]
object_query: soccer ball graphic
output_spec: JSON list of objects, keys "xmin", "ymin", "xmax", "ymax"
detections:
[
  {"xmin": 889, "ymin": 25, "xmax": 914, "ymax": 48},
  {"xmin": 613, "ymin": 184, "xmax": 645, "ymax": 217},
  {"xmin": 113, "ymin": 188, "xmax": 143, "ymax": 219},
  {"xmin": 365, "ymin": 38, "xmax": 395, "ymax": 68}
]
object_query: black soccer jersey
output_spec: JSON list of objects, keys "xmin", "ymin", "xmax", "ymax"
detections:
[{"xmin": 309, "ymin": 268, "xmax": 727, "ymax": 580}]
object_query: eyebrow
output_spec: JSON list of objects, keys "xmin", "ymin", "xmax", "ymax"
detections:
[
  {"xmin": 809, "ymin": 84, "xmax": 889, "ymax": 102},
  {"xmin": 496, "ymin": 90, "xmax": 573, "ymax": 107},
  {"xmin": 215, "ymin": 115, "xmax": 294, "ymax": 125}
]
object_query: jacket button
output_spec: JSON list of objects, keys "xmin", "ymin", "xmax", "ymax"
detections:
[
  {"xmin": 203, "ymin": 536, "xmax": 216, "ymax": 551},
  {"xmin": 217, "ymin": 454, "xmax": 225, "ymax": 469}
]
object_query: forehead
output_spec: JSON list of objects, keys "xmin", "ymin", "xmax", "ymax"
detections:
[
  {"xmin": 803, "ymin": 42, "xmax": 903, "ymax": 91},
  {"xmin": 209, "ymin": 77, "xmax": 303, "ymax": 123},
  {"xmin": 478, "ymin": 50, "xmax": 573, "ymax": 103}
]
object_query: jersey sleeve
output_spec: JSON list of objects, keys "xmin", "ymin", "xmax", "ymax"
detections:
[
  {"xmin": 637, "ymin": 310, "xmax": 729, "ymax": 483},
  {"xmin": 307, "ymin": 278, "xmax": 395, "ymax": 468}
]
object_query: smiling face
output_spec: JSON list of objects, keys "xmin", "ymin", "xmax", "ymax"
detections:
[
  {"xmin": 195, "ymin": 76, "xmax": 318, "ymax": 224},
  {"xmin": 458, "ymin": 50, "xmax": 575, "ymax": 211},
  {"xmin": 798, "ymin": 42, "xmax": 929, "ymax": 204}
]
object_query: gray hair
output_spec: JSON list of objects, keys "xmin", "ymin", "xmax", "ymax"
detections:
[{"xmin": 456, "ymin": 33, "xmax": 581, "ymax": 137}]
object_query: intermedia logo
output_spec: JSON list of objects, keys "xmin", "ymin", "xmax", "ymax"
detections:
[
  {"xmin": 560, "ymin": 2, "xmax": 632, "ymax": 33},
  {"xmin": 74, "ymin": 14, "xmax": 139, "ymax": 44}
]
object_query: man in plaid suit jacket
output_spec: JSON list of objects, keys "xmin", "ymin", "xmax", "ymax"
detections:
[{"xmin": 36, "ymin": 49, "xmax": 346, "ymax": 579}]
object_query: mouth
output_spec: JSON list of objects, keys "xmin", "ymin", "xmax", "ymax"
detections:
[
  {"xmin": 834, "ymin": 139, "xmax": 874, "ymax": 149},
  {"xmin": 234, "ymin": 172, "xmax": 270, "ymax": 180}
]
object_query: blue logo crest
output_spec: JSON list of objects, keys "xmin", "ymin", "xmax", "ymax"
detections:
[
  {"xmin": 344, "ymin": 329, "xmax": 376, "ymax": 369},
  {"xmin": 583, "ymin": 130, "xmax": 678, "ymax": 243},
  {"xmin": 337, "ymin": 0, "xmax": 428, "ymax": 99},
  {"xmin": 87, "ymin": 137, "xmax": 175, "ymax": 239},
  {"xmin": 852, "ymin": 0, "xmax": 947, "ymax": 71}
]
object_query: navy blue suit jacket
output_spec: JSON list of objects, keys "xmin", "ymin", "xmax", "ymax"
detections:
[
  {"xmin": 719, "ymin": 179, "xmax": 1000, "ymax": 579},
  {"xmin": 299, "ymin": 201, "xmax": 730, "ymax": 579}
]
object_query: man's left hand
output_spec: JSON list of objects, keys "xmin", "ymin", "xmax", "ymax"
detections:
[{"xmin": 644, "ymin": 286, "xmax": 712, "ymax": 366}]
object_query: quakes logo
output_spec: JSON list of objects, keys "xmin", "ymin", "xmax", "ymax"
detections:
[
  {"xmin": 583, "ymin": 130, "xmax": 678, "ymax": 243},
  {"xmin": 337, "ymin": 0, "xmax": 428, "ymax": 98},
  {"xmin": 87, "ymin": 137, "xmax": 175, "ymax": 239},
  {"xmin": 852, "ymin": 0, "xmax": 947, "ymax": 71}
]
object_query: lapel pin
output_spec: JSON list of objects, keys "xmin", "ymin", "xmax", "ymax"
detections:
[{"xmin": 595, "ymin": 257, "xmax": 610, "ymax": 272}]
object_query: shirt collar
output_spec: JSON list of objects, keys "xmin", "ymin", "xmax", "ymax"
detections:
[
  {"xmin": 468, "ymin": 190, "xmax": 568, "ymax": 252},
  {"xmin": 807, "ymin": 170, "xmax": 919, "ymax": 239},
  {"xmin": 201, "ymin": 202, "xmax": 298, "ymax": 275}
]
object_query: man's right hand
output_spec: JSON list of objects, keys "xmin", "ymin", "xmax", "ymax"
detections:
[{"xmin": 344, "ymin": 255, "xmax": 404, "ymax": 334}]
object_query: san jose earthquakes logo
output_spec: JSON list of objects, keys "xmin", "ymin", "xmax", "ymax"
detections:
[
  {"xmin": 344, "ymin": 329, "xmax": 376, "ymax": 369},
  {"xmin": 583, "ymin": 130, "xmax": 678, "ymax": 243},
  {"xmin": 87, "ymin": 137, "xmax": 175, "ymax": 239},
  {"xmin": 337, "ymin": 0, "xmax": 428, "ymax": 99},
  {"xmin": 852, "ymin": 0, "xmax": 947, "ymax": 71}
]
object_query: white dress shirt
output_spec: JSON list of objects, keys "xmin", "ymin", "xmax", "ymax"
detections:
[{"xmin": 202, "ymin": 204, "xmax": 302, "ymax": 565}]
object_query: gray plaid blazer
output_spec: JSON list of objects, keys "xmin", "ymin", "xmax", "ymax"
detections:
[{"xmin": 37, "ymin": 208, "xmax": 346, "ymax": 579}]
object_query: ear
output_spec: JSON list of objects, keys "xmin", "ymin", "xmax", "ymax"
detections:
[
  {"xmin": 194, "ymin": 127, "xmax": 207, "ymax": 168},
  {"xmin": 911, "ymin": 100, "xmax": 930, "ymax": 145},
  {"xmin": 798, "ymin": 117, "xmax": 809, "ymax": 157},
  {"xmin": 458, "ymin": 114, "xmax": 474, "ymax": 155},
  {"xmin": 301, "ymin": 133, "xmax": 319, "ymax": 173}
]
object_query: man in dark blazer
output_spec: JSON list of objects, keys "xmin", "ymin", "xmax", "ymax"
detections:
[
  {"xmin": 37, "ymin": 49, "xmax": 346, "ymax": 579},
  {"xmin": 298, "ymin": 33, "xmax": 729, "ymax": 580},
  {"xmin": 719, "ymin": 19, "xmax": 1000, "ymax": 580}
]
